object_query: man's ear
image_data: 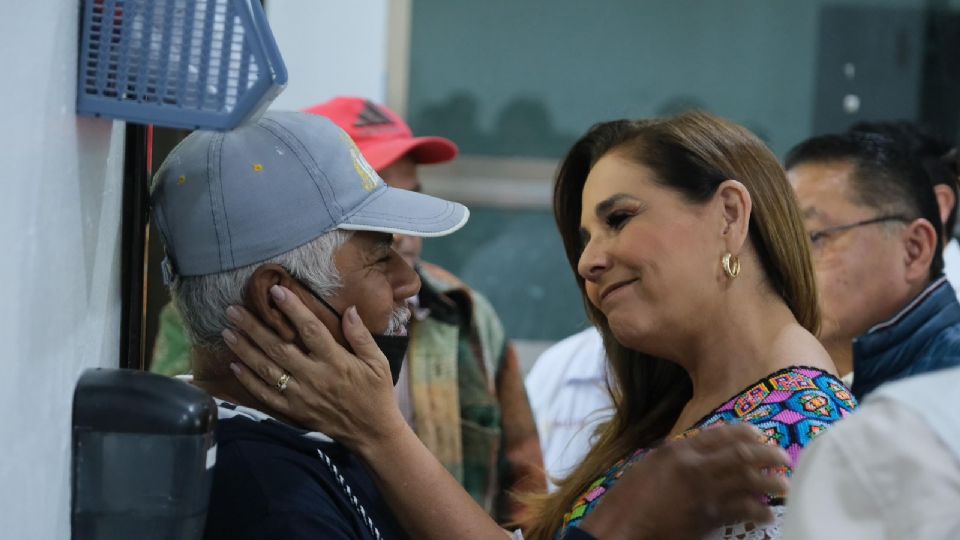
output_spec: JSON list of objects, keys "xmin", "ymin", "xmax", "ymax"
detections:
[
  {"xmin": 243, "ymin": 264, "xmax": 300, "ymax": 343},
  {"xmin": 716, "ymin": 179, "xmax": 752, "ymax": 253},
  {"xmin": 933, "ymin": 184, "xmax": 955, "ymax": 236},
  {"xmin": 903, "ymin": 219, "xmax": 939, "ymax": 283}
]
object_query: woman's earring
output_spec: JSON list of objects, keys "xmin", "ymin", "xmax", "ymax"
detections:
[{"xmin": 722, "ymin": 253, "xmax": 741, "ymax": 279}]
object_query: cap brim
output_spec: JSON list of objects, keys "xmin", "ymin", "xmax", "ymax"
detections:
[
  {"xmin": 337, "ymin": 186, "xmax": 469, "ymax": 237},
  {"xmin": 358, "ymin": 137, "xmax": 458, "ymax": 171}
]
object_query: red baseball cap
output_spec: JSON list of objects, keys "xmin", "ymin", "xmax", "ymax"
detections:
[{"xmin": 303, "ymin": 97, "xmax": 458, "ymax": 172}]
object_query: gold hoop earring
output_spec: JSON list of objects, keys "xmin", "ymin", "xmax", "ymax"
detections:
[{"xmin": 722, "ymin": 253, "xmax": 741, "ymax": 279}]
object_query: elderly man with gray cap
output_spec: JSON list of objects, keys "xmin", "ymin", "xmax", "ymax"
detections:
[
  {"xmin": 151, "ymin": 111, "xmax": 467, "ymax": 539},
  {"xmin": 305, "ymin": 97, "xmax": 546, "ymax": 522}
]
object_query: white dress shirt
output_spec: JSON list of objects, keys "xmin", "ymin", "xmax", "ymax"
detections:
[
  {"xmin": 783, "ymin": 367, "xmax": 960, "ymax": 539},
  {"xmin": 525, "ymin": 327, "xmax": 613, "ymax": 491},
  {"xmin": 942, "ymin": 239, "xmax": 960, "ymax": 300}
]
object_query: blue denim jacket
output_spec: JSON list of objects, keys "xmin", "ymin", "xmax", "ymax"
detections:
[{"xmin": 852, "ymin": 276, "xmax": 960, "ymax": 400}]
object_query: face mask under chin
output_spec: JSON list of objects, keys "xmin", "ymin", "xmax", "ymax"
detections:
[{"xmin": 371, "ymin": 334, "xmax": 410, "ymax": 385}]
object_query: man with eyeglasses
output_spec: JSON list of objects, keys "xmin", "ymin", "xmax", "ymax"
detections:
[
  {"xmin": 782, "ymin": 132, "xmax": 960, "ymax": 539},
  {"xmin": 785, "ymin": 131, "xmax": 960, "ymax": 400},
  {"xmin": 847, "ymin": 121, "xmax": 960, "ymax": 298}
]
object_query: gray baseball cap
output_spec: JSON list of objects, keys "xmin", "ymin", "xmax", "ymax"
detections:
[{"xmin": 151, "ymin": 111, "xmax": 469, "ymax": 280}]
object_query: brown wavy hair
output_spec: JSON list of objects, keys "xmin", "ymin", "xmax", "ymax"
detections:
[{"xmin": 522, "ymin": 111, "xmax": 819, "ymax": 539}]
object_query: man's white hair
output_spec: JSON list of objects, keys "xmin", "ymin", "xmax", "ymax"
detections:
[{"xmin": 170, "ymin": 230, "xmax": 353, "ymax": 352}]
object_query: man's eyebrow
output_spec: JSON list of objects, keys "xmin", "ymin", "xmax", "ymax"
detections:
[
  {"xmin": 595, "ymin": 193, "xmax": 641, "ymax": 218},
  {"xmin": 363, "ymin": 236, "xmax": 393, "ymax": 263}
]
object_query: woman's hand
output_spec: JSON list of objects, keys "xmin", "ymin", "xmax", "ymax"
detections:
[
  {"xmin": 222, "ymin": 284, "xmax": 405, "ymax": 455},
  {"xmin": 224, "ymin": 285, "xmax": 511, "ymax": 540},
  {"xmin": 579, "ymin": 424, "xmax": 790, "ymax": 540}
]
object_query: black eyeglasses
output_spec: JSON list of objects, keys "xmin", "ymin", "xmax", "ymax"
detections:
[{"xmin": 808, "ymin": 215, "xmax": 912, "ymax": 246}]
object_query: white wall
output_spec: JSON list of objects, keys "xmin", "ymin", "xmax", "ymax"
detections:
[
  {"xmin": 265, "ymin": 0, "xmax": 389, "ymax": 110},
  {"xmin": 0, "ymin": 2, "xmax": 126, "ymax": 538}
]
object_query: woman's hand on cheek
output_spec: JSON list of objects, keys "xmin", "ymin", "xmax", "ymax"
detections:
[{"xmin": 223, "ymin": 285, "xmax": 407, "ymax": 454}]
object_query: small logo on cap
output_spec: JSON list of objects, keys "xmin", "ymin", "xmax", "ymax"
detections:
[
  {"xmin": 354, "ymin": 100, "xmax": 394, "ymax": 128},
  {"xmin": 339, "ymin": 132, "xmax": 380, "ymax": 192}
]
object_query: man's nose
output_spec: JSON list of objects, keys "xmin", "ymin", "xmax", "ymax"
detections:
[{"xmin": 392, "ymin": 254, "xmax": 421, "ymax": 300}]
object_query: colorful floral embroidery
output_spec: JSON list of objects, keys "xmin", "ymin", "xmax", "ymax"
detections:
[
  {"xmin": 558, "ymin": 367, "xmax": 856, "ymax": 536},
  {"xmin": 734, "ymin": 382, "xmax": 770, "ymax": 416},
  {"xmin": 769, "ymin": 371, "xmax": 818, "ymax": 392}
]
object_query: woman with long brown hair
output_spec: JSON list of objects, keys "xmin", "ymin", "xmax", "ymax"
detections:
[
  {"xmin": 524, "ymin": 112, "xmax": 855, "ymax": 539},
  {"xmin": 224, "ymin": 111, "xmax": 856, "ymax": 539}
]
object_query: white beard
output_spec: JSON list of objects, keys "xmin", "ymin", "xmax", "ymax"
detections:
[{"xmin": 383, "ymin": 305, "xmax": 412, "ymax": 336}]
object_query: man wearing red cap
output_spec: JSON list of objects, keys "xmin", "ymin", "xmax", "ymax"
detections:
[{"xmin": 305, "ymin": 97, "xmax": 545, "ymax": 522}]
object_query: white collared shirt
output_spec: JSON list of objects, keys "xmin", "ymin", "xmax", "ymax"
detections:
[
  {"xmin": 525, "ymin": 327, "xmax": 613, "ymax": 491},
  {"xmin": 783, "ymin": 368, "xmax": 960, "ymax": 539},
  {"xmin": 942, "ymin": 239, "xmax": 960, "ymax": 300}
]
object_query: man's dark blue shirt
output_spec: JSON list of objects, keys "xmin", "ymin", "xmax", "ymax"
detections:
[
  {"xmin": 853, "ymin": 277, "xmax": 960, "ymax": 399},
  {"xmin": 203, "ymin": 402, "xmax": 408, "ymax": 540}
]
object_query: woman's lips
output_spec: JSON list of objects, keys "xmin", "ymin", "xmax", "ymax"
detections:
[{"xmin": 599, "ymin": 279, "xmax": 638, "ymax": 304}]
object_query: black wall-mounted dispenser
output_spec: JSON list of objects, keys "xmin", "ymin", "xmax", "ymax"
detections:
[{"xmin": 72, "ymin": 369, "xmax": 217, "ymax": 539}]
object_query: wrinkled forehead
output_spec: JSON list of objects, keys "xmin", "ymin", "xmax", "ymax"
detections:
[{"xmin": 343, "ymin": 230, "xmax": 394, "ymax": 259}]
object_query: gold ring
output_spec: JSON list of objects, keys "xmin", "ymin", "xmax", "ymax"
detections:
[{"xmin": 276, "ymin": 372, "xmax": 291, "ymax": 393}]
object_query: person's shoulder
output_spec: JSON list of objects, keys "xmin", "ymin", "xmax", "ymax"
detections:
[
  {"xmin": 418, "ymin": 261, "xmax": 469, "ymax": 292},
  {"xmin": 914, "ymin": 317, "xmax": 960, "ymax": 374},
  {"xmin": 213, "ymin": 419, "xmax": 345, "ymax": 510},
  {"xmin": 804, "ymin": 395, "xmax": 938, "ymax": 469},
  {"xmin": 541, "ymin": 327, "xmax": 604, "ymax": 358},
  {"xmin": 928, "ymin": 314, "xmax": 960, "ymax": 350},
  {"xmin": 160, "ymin": 300, "xmax": 183, "ymax": 321},
  {"xmin": 871, "ymin": 367, "xmax": 960, "ymax": 428},
  {"xmin": 527, "ymin": 328, "xmax": 605, "ymax": 383},
  {"xmin": 209, "ymin": 423, "xmax": 379, "ymax": 539},
  {"xmin": 875, "ymin": 365, "xmax": 960, "ymax": 399},
  {"xmin": 759, "ymin": 366, "xmax": 858, "ymax": 411},
  {"xmin": 420, "ymin": 261, "xmax": 505, "ymax": 326},
  {"xmin": 783, "ymin": 366, "xmax": 859, "ymax": 416},
  {"xmin": 698, "ymin": 367, "xmax": 857, "ymax": 455},
  {"xmin": 785, "ymin": 393, "xmax": 956, "ymax": 540},
  {"xmin": 418, "ymin": 262, "xmax": 491, "ymax": 306}
]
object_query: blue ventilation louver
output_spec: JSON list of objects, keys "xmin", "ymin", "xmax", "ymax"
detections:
[{"xmin": 77, "ymin": 0, "xmax": 287, "ymax": 130}]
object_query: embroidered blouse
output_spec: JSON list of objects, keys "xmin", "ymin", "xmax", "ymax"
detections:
[{"xmin": 558, "ymin": 366, "xmax": 857, "ymax": 539}]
